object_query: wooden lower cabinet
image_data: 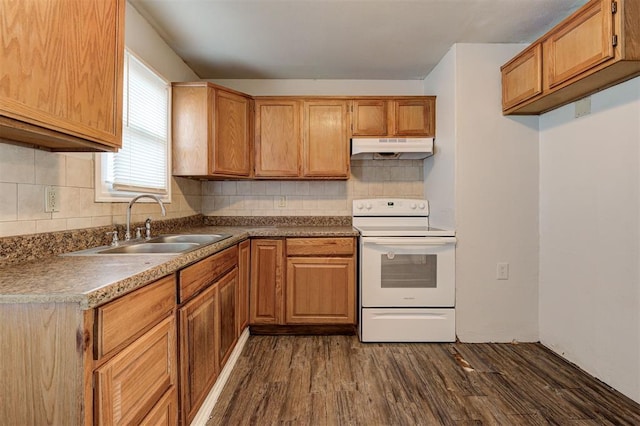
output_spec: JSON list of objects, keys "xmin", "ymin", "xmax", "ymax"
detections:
[
  {"xmin": 286, "ymin": 257, "xmax": 355, "ymax": 324},
  {"xmin": 250, "ymin": 239, "xmax": 284, "ymax": 324},
  {"xmin": 177, "ymin": 243, "xmax": 247, "ymax": 425},
  {"xmin": 250, "ymin": 237, "xmax": 356, "ymax": 328},
  {"xmin": 0, "ymin": 243, "xmax": 253, "ymax": 425},
  {"xmin": 95, "ymin": 315, "xmax": 177, "ymax": 425},
  {"xmin": 179, "ymin": 283, "xmax": 219, "ymax": 425},
  {"xmin": 218, "ymin": 269, "xmax": 238, "ymax": 368},
  {"xmin": 140, "ymin": 388, "xmax": 178, "ymax": 426},
  {"xmin": 237, "ymin": 239, "xmax": 250, "ymax": 334}
]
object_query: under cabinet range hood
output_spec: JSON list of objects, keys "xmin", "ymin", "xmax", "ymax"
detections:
[{"xmin": 350, "ymin": 137, "xmax": 434, "ymax": 160}]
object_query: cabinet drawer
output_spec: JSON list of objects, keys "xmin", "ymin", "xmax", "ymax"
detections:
[
  {"xmin": 179, "ymin": 245, "xmax": 238, "ymax": 303},
  {"xmin": 286, "ymin": 237, "xmax": 355, "ymax": 256},
  {"xmin": 96, "ymin": 275, "xmax": 175, "ymax": 359},
  {"xmin": 95, "ymin": 316, "xmax": 176, "ymax": 425}
]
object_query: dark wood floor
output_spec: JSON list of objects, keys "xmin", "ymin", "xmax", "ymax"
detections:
[{"xmin": 207, "ymin": 335, "xmax": 640, "ymax": 425}]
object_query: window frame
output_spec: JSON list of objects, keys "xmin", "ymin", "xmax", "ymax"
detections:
[{"xmin": 95, "ymin": 48, "xmax": 172, "ymax": 203}]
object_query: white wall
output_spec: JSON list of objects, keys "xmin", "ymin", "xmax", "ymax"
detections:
[
  {"xmin": 0, "ymin": 2, "xmax": 201, "ymax": 237},
  {"xmin": 424, "ymin": 44, "xmax": 540, "ymax": 342},
  {"xmin": 539, "ymin": 77, "xmax": 640, "ymax": 403},
  {"xmin": 125, "ymin": 2, "xmax": 198, "ymax": 82},
  {"xmin": 423, "ymin": 46, "xmax": 456, "ymax": 230}
]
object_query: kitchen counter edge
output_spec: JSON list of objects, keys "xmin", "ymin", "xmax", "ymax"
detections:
[{"xmin": 0, "ymin": 226, "xmax": 358, "ymax": 309}]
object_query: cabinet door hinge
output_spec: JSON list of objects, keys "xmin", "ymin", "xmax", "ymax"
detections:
[
  {"xmin": 611, "ymin": 1, "xmax": 617, "ymax": 14},
  {"xmin": 613, "ymin": 34, "xmax": 618, "ymax": 47}
]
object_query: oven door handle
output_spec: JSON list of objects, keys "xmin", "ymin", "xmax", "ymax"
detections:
[{"xmin": 362, "ymin": 237, "xmax": 456, "ymax": 245}]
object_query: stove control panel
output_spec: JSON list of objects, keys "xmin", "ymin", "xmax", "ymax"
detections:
[{"xmin": 353, "ymin": 198, "xmax": 429, "ymax": 217}]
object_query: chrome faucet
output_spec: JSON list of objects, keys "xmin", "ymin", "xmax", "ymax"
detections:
[{"xmin": 125, "ymin": 194, "xmax": 166, "ymax": 241}]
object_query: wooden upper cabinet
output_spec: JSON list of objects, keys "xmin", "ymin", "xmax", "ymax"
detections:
[
  {"xmin": 172, "ymin": 82, "xmax": 252, "ymax": 178},
  {"xmin": 0, "ymin": 0, "xmax": 124, "ymax": 151},
  {"xmin": 501, "ymin": 44, "xmax": 543, "ymax": 111},
  {"xmin": 303, "ymin": 100, "xmax": 350, "ymax": 178},
  {"xmin": 351, "ymin": 97, "xmax": 435, "ymax": 138},
  {"xmin": 351, "ymin": 100, "xmax": 388, "ymax": 136},
  {"xmin": 545, "ymin": 0, "xmax": 614, "ymax": 89},
  {"xmin": 254, "ymin": 99, "xmax": 301, "ymax": 177},
  {"xmin": 502, "ymin": 0, "xmax": 640, "ymax": 115},
  {"xmin": 215, "ymin": 90, "xmax": 252, "ymax": 176},
  {"xmin": 392, "ymin": 98, "xmax": 435, "ymax": 136}
]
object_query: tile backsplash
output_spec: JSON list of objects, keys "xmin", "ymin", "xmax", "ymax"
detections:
[
  {"xmin": 0, "ymin": 142, "xmax": 202, "ymax": 238},
  {"xmin": 0, "ymin": 140, "xmax": 424, "ymax": 237},
  {"xmin": 202, "ymin": 159, "xmax": 424, "ymax": 216}
]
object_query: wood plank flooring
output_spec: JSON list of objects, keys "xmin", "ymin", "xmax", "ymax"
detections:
[{"xmin": 207, "ymin": 335, "xmax": 640, "ymax": 425}]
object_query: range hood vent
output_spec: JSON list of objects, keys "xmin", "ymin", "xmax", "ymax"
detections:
[{"xmin": 350, "ymin": 137, "xmax": 434, "ymax": 160}]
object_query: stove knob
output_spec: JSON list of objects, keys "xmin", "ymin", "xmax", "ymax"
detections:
[
  {"xmin": 419, "ymin": 203, "xmax": 426, "ymax": 210},
  {"xmin": 410, "ymin": 203, "xmax": 417, "ymax": 209},
  {"xmin": 356, "ymin": 202, "xmax": 364, "ymax": 210},
  {"xmin": 365, "ymin": 203, "xmax": 372, "ymax": 210}
]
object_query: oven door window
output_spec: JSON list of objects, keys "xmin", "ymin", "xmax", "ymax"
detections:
[
  {"xmin": 381, "ymin": 254, "xmax": 436, "ymax": 288},
  {"xmin": 360, "ymin": 238, "xmax": 455, "ymax": 307}
]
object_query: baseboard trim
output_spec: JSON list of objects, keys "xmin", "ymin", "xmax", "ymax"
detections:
[{"xmin": 190, "ymin": 328, "xmax": 250, "ymax": 426}]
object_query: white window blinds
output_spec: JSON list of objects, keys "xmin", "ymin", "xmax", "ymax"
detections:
[{"xmin": 108, "ymin": 51, "xmax": 169, "ymax": 194}]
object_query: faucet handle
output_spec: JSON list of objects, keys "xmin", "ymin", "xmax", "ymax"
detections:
[
  {"xmin": 135, "ymin": 227, "xmax": 144, "ymax": 239},
  {"xmin": 106, "ymin": 231, "xmax": 119, "ymax": 246},
  {"xmin": 145, "ymin": 217, "xmax": 152, "ymax": 240}
]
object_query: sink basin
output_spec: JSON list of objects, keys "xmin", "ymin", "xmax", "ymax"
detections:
[
  {"xmin": 63, "ymin": 233, "xmax": 232, "ymax": 256},
  {"xmin": 147, "ymin": 234, "xmax": 231, "ymax": 245},
  {"xmin": 97, "ymin": 242, "xmax": 199, "ymax": 254}
]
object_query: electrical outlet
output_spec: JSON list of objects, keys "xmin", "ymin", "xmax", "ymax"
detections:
[
  {"xmin": 45, "ymin": 186, "xmax": 60, "ymax": 213},
  {"xmin": 277, "ymin": 196, "xmax": 287, "ymax": 208},
  {"xmin": 497, "ymin": 262, "xmax": 509, "ymax": 280},
  {"xmin": 575, "ymin": 96, "xmax": 591, "ymax": 118}
]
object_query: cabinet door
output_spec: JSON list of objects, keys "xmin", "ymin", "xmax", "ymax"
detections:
[
  {"xmin": 139, "ymin": 388, "xmax": 178, "ymax": 426},
  {"xmin": 95, "ymin": 316, "xmax": 176, "ymax": 426},
  {"xmin": 392, "ymin": 99, "xmax": 435, "ymax": 137},
  {"xmin": 0, "ymin": 0, "xmax": 124, "ymax": 150},
  {"xmin": 237, "ymin": 240, "xmax": 251, "ymax": 334},
  {"xmin": 218, "ymin": 268, "xmax": 238, "ymax": 368},
  {"xmin": 179, "ymin": 284, "xmax": 219, "ymax": 425},
  {"xmin": 352, "ymin": 100, "xmax": 388, "ymax": 136},
  {"xmin": 213, "ymin": 89, "xmax": 251, "ymax": 176},
  {"xmin": 171, "ymin": 84, "xmax": 211, "ymax": 176},
  {"xmin": 501, "ymin": 44, "xmax": 543, "ymax": 111},
  {"xmin": 250, "ymin": 239, "xmax": 284, "ymax": 324},
  {"xmin": 286, "ymin": 257, "xmax": 356, "ymax": 324},
  {"xmin": 545, "ymin": 0, "xmax": 615, "ymax": 89},
  {"xmin": 254, "ymin": 99, "xmax": 301, "ymax": 177},
  {"xmin": 303, "ymin": 100, "xmax": 349, "ymax": 178}
]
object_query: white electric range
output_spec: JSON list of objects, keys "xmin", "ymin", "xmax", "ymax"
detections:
[{"xmin": 352, "ymin": 198, "xmax": 456, "ymax": 342}]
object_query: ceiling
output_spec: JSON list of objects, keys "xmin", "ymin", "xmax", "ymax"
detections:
[{"xmin": 129, "ymin": 0, "xmax": 588, "ymax": 80}]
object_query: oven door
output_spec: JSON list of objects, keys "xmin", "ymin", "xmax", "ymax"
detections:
[{"xmin": 360, "ymin": 237, "xmax": 455, "ymax": 307}]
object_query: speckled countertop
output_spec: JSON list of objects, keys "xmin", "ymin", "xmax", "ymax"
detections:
[{"xmin": 0, "ymin": 225, "xmax": 358, "ymax": 309}]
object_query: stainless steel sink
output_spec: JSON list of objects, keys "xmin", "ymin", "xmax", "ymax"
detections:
[
  {"xmin": 97, "ymin": 242, "xmax": 199, "ymax": 254},
  {"xmin": 63, "ymin": 233, "xmax": 232, "ymax": 256},
  {"xmin": 146, "ymin": 234, "xmax": 231, "ymax": 245}
]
